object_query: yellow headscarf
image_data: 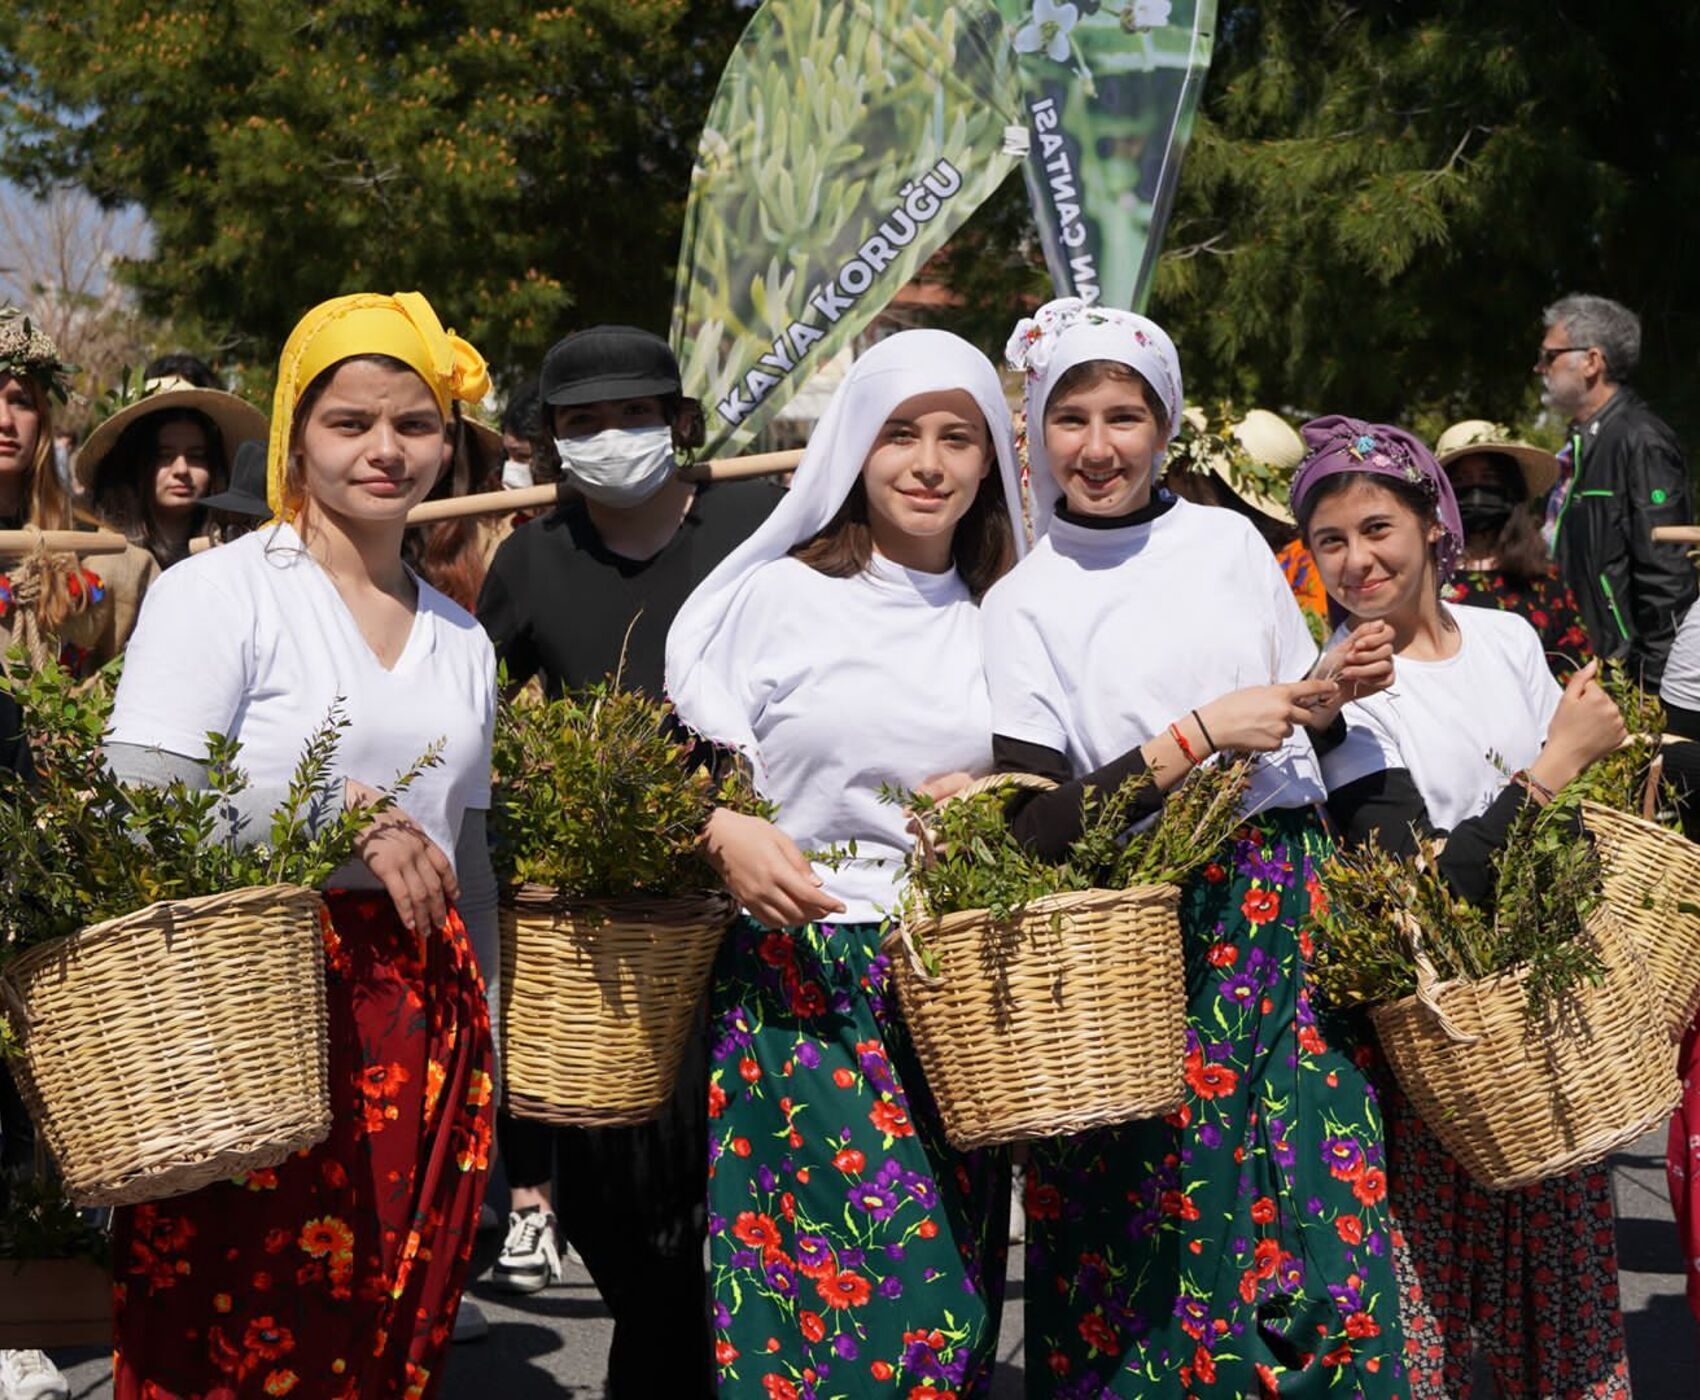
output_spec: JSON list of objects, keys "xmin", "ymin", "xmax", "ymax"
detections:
[{"xmin": 266, "ymin": 291, "xmax": 492, "ymax": 517}]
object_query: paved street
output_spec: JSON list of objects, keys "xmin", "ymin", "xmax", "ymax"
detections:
[{"xmin": 56, "ymin": 1128, "xmax": 1697, "ymax": 1397}]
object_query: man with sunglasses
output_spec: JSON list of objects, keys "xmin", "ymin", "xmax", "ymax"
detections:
[{"xmin": 1539, "ymin": 293, "xmax": 1694, "ymax": 688}]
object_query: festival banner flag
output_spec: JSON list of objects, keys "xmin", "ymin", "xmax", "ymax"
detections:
[
  {"xmin": 995, "ymin": 0, "xmax": 1218, "ymax": 310},
  {"xmin": 671, "ymin": 0, "xmax": 1025, "ymax": 457}
]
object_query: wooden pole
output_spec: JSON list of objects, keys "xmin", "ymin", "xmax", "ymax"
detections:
[
  {"xmin": 1653, "ymin": 526, "xmax": 1700, "ymax": 544},
  {"xmin": 0, "ymin": 528, "xmax": 131, "ymax": 557}
]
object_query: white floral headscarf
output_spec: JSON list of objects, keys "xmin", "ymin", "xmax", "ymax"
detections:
[{"xmin": 1004, "ymin": 296, "xmax": 1184, "ymax": 538}]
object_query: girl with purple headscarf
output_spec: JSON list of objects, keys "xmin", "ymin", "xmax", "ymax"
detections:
[
  {"xmin": 981, "ymin": 302, "xmax": 1409, "ymax": 1398},
  {"xmin": 1293, "ymin": 416, "xmax": 1635, "ymax": 1399}
]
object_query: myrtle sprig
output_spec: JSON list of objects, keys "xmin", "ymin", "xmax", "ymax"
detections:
[{"xmin": 1314, "ymin": 783, "xmax": 1606, "ymax": 1019}]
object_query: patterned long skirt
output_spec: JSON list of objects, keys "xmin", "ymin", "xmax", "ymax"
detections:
[
  {"xmin": 112, "ymin": 892, "xmax": 494, "ymax": 1400},
  {"xmin": 1386, "ymin": 1087, "xmax": 1630, "ymax": 1398},
  {"xmin": 1025, "ymin": 808, "xmax": 1408, "ymax": 1399},
  {"xmin": 707, "ymin": 916, "xmax": 1010, "ymax": 1398}
]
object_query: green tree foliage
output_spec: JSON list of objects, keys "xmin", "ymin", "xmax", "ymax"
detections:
[
  {"xmin": 0, "ymin": 1, "xmax": 748, "ymax": 386},
  {"xmin": 939, "ymin": 2, "xmax": 1700, "ymax": 443}
]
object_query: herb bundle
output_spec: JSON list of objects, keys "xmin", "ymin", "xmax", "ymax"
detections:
[
  {"xmin": 1571, "ymin": 661, "xmax": 1673, "ymax": 819},
  {"xmin": 897, "ymin": 758, "xmax": 1253, "ymax": 924},
  {"xmin": 1314, "ymin": 785, "xmax": 1607, "ymax": 1019},
  {"xmin": 489, "ymin": 680, "xmax": 768, "ymax": 901},
  {"xmin": 0, "ymin": 657, "xmax": 436, "ymax": 984}
]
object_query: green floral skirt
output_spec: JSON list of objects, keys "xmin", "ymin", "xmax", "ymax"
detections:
[
  {"xmin": 1024, "ymin": 808, "xmax": 1409, "ymax": 1399},
  {"xmin": 707, "ymin": 916, "xmax": 1009, "ymax": 1398}
]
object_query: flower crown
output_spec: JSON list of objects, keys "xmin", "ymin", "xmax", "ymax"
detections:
[{"xmin": 0, "ymin": 306, "xmax": 76, "ymax": 404}]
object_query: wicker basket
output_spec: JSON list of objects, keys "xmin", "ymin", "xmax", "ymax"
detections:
[
  {"xmin": 887, "ymin": 773, "xmax": 1187, "ymax": 1150},
  {"xmin": 499, "ymin": 887, "xmax": 735, "ymax": 1127},
  {"xmin": 1370, "ymin": 906, "xmax": 1679, "ymax": 1190},
  {"xmin": 0, "ymin": 885, "xmax": 331, "ymax": 1207},
  {"xmin": 1582, "ymin": 799, "xmax": 1700, "ymax": 1036}
]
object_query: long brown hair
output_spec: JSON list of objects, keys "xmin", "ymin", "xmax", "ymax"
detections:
[
  {"xmin": 790, "ymin": 465, "xmax": 1014, "ymax": 598},
  {"xmin": 2, "ymin": 371, "xmax": 80, "ymax": 631},
  {"xmin": 411, "ymin": 407, "xmax": 502, "ymax": 610}
]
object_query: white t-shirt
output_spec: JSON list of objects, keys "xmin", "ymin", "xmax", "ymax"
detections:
[
  {"xmin": 981, "ymin": 498, "xmax": 1326, "ymax": 816},
  {"xmin": 1661, "ymin": 600, "xmax": 1700, "ymax": 713},
  {"xmin": 109, "ymin": 523, "xmax": 497, "ymax": 884},
  {"xmin": 1320, "ymin": 605, "xmax": 1561, "ymax": 830},
  {"xmin": 708, "ymin": 553, "xmax": 993, "ymax": 923}
]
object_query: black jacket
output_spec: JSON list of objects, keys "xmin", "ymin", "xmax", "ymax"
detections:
[{"xmin": 1553, "ymin": 388, "xmax": 1697, "ymax": 688}]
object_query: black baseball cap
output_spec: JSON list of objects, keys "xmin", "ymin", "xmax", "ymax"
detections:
[{"xmin": 539, "ymin": 326, "xmax": 683, "ymax": 407}]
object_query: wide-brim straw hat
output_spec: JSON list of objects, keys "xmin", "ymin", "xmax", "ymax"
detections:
[
  {"xmin": 1434, "ymin": 419, "xmax": 1560, "ymax": 501},
  {"xmin": 1226, "ymin": 408, "xmax": 1306, "ymax": 524},
  {"xmin": 74, "ymin": 379, "xmax": 269, "ymax": 497}
]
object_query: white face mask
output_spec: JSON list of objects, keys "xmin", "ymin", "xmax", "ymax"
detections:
[
  {"xmin": 501, "ymin": 457, "xmax": 534, "ymax": 491},
  {"xmin": 554, "ymin": 424, "xmax": 677, "ymax": 508}
]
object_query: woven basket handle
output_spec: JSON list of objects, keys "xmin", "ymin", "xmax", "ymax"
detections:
[
  {"xmin": 1642, "ymin": 745, "xmax": 1667, "ymax": 823},
  {"xmin": 893, "ymin": 918, "xmax": 945, "ymax": 988},
  {"xmin": 1393, "ymin": 908, "xmax": 1478, "ymax": 1045}
]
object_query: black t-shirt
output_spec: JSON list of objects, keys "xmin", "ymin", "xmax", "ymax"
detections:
[{"xmin": 476, "ymin": 481, "xmax": 782, "ymax": 696}]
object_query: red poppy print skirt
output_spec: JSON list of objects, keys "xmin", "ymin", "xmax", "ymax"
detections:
[
  {"xmin": 110, "ymin": 891, "xmax": 494, "ymax": 1399},
  {"xmin": 706, "ymin": 916, "xmax": 1010, "ymax": 1398}
]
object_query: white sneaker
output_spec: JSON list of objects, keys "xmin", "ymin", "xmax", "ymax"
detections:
[
  {"xmin": 0, "ymin": 1350, "xmax": 69, "ymax": 1400},
  {"xmin": 491, "ymin": 1206, "xmax": 564, "ymax": 1293},
  {"xmin": 451, "ymin": 1297, "xmax": 489, "ymax": 1344}
]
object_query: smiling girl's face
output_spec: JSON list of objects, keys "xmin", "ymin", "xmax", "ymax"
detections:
[
  {"xmin": 1042, "ymin": 366, "xmax": 1167, "ymax": 518},
  {"xmin": 859, "ymin": 390, "xmax": 991, "ymax": 561},
  {"xmin": 1305, "ymin": 476, "xmax": 1444, "ymax": 623}
]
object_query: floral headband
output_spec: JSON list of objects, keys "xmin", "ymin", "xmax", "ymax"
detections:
[
  {"xmin": 1290, "ymin": 415, "xmax": 1466, "ymax": 579},
  {"xmin": 1004, "ymin": 296, "xmax": 1182, "ymax": 427},
  {"xmin": 0, "ymin": 307, "xmax": 75, "ymax": 404}
]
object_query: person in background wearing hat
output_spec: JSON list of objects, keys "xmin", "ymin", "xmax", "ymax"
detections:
[
  {"xmin": 199, "ymin": 438, "xmax": 273, "ymax": 542},
  {"xmin": 475, "ymin": 326, "xmax": 778, "ymax": 1397},
  {"xmin": 1538, "ymin": 293, "xmax": 1695, "ymax": 688},
  {"xmin": 0, "ymin": 306, "xmax": 156, "ymax": 676},
  {"xmin": 1166, "ymin": 407, "xmax": 1329, "ymax": 632},
  {"xmin": 1436, "ymin": 421, "xmax": 1592, "ymax": 683},
  {"xmin": 78, "ymin": 378, "xmax": 268, "ymax": 569}
]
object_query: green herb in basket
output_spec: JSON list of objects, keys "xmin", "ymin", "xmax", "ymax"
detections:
[
  {"xmin": 1572, "ymin": 661, "xmax": 1675, "ymax": 819},
  {"xmin": 1313, "ymin": 783, "xmax": 1607, "ymax": 1019},
  {"xmin": 489, "ymin": 678, "xmax": 771, "ymax": 901},
  {"xmin": 894, "ymin": 757, "xmax": 1255, "ymax": 923},
  {"xmin": 0, "ymin": 655, "xmax": 435, "ymax": 986}
]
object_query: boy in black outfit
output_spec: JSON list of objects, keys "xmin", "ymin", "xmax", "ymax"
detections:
[{"xmin": 477, "ymin": 327, "xmax": 778, "ymax": 1397}]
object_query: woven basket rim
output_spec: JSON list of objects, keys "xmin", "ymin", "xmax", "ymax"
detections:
[
  {"xmin": 2, "ymin": 883, "xmax": 324, "ymax": 985},
  {"xmin": 903, "ymin": 882, "xmax": 1181, "ymax": 939},
  {"xmin": 1580, "ymin": 799, "xmax": 1693, "ymax": 843},
  {"xmin": 502, "ymin": 885, "xmax": 735, "ymax": 919}
]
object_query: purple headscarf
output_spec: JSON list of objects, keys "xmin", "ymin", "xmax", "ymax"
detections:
[{"xmin": 1289, "ymin": 414, "xmax": 1466, "ymax": 579}]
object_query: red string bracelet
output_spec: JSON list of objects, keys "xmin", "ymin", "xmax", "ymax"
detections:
[{"xmin": 1169, "ymin": 721, "xmax": 1201, "ymax": 767}]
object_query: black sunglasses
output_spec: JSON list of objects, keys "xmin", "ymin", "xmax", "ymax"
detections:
[{"xmin": 1536, "ymin": 346, "xmax": 1591, "ymax": 369}]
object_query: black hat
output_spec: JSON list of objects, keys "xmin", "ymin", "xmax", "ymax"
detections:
[
  {"xmin": 198, "ymin": 439, "xmax": 271, "ymax": 517},
  {"xmin": 539, "ymin": 326, "xmax": 682, "ymax": 408}
]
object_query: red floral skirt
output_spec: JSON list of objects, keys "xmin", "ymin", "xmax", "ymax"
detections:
[{"xmin": 110, "ymin": 892, "xmax": 494, "ymax": 1400}]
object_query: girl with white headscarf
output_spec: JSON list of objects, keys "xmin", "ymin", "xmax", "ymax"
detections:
[
  {"xmin": 980, "ymin": 299, "xmax": 1408, "ymax": 1397},
  {"xmin": 666, "ymin": 329, "xmax": 1023, "ymax": 1397}
]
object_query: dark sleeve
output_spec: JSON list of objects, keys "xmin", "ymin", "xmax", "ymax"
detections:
[
  {"xmin": 1309, "ymin": 711, "xmax": 1348, "ymax": 756},
  {"xmin": 1326, "ymin": 766, "xmax": 1529, "ymax": 907},
  {"xmin": 992, "ymin": 734, "xmax": 1164, "ymax": 863},
  {"xmin": 1623, "ymin": 435, "xmax": 1697, "ymax": 688},
  {"xmin": 475, "ymin": 533, "xmax": 540, "ymax": 689},
  {"xmin": 0, "ymin": 693, "xmax": 32, "ymax": 784}
]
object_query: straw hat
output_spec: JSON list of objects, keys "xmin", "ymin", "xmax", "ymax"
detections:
[
  {"xmin": 1227, "ymin": 409, "xmax": 1306, "ymax": 524},
  {"xmin": 1434, "ymin": 420, "xmax": 1560, "ymax": 501},
  {"xmin": 74, "ymin": 379, "xmax": 269, "ymax": 498}
]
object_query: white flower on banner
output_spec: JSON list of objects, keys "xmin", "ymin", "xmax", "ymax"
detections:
[
  {"xmin": 1123, "ymin": 0, "xmax": 1173, "ymax": 31},
  {"xmin": 1013, "ymin": 0, "xmax": 1080, "ymax": 64}
]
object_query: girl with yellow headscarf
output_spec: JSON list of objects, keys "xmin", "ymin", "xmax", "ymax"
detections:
[{"xmin": 103, "ymin": 292, "xmax": 499, "ymax": 1398}]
